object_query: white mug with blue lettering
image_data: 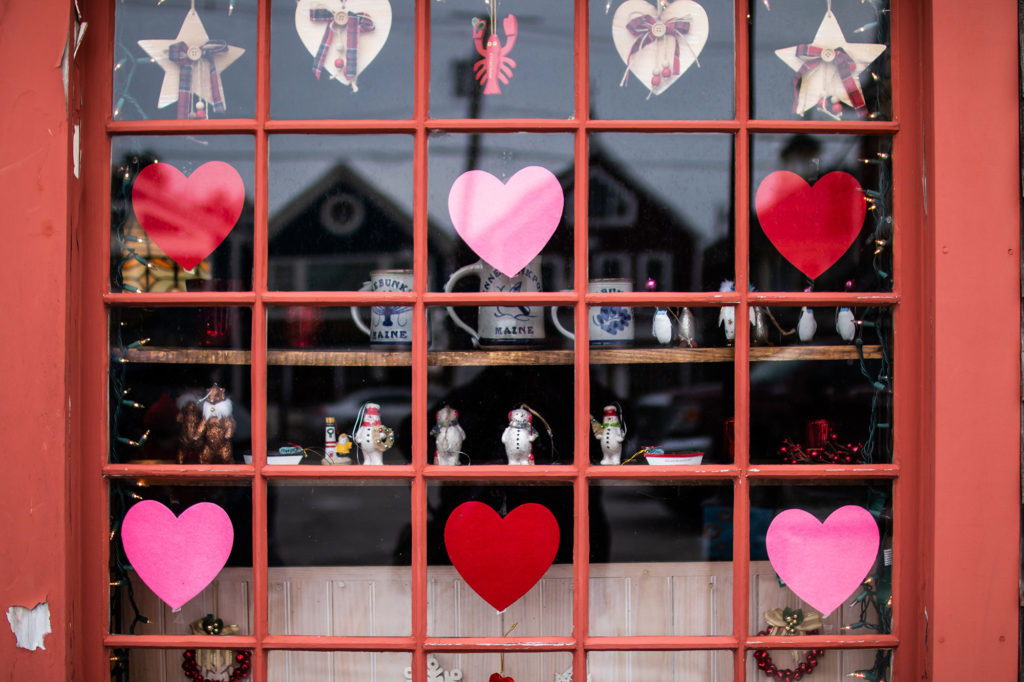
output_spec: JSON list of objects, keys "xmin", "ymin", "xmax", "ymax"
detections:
[
  {"xmin": 551, "ymin": 278, "xmax": 634, "ymax": 345},
  {"xmin": 443, "ymin": 257, "xmax": 544, "ymax": 347},
  {"xmin": 351, "ymin": 269, "xmax": 414, "ymax": 347}
]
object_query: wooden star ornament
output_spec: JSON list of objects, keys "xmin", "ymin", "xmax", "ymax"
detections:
[
  {"xmin": 774, "ymin": 7, "xmax": 885, "ymax": 117},
  {"xmin": 138, "ymin": 4, "xmax": 245, "ymax": 119}
]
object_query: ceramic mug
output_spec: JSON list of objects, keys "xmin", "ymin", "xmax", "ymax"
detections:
[
  {"xmin": 351, "ymin": 269, "xmax": 414, "ymax": 347},
  {"xmin": 443, "ymin": 257, "xmax": 544, "ymax": 347},
  {"xmin": 551, "ymin": 279, "xmax": 634, "ymax": 345}
]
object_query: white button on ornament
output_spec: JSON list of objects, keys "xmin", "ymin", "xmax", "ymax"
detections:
[
  {"xmin": 187, "ymin": 45, "xmax": 203, "ymax": 61},
  {"xmin": 820, "ymin": 47, "xmax": 836, "ymax": 62},
  {"xmin": 334, "ymin": 10, "xmax": 348, "ymax": 26},
  {"xmin": 651, "ymin": 21, "xmax": 667, "ymax": 37}
]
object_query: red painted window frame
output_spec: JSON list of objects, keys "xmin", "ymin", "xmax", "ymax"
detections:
[{"xmin": 50, "ymin": 1, "xmax": 1018, "ymax": 681}]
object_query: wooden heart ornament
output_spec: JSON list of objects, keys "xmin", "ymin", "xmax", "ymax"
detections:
[
  {"xmin": 447, "ymin": 166, "xmax": 564, "ymax": 278},
  {"xmin": 444, "ymin": 502, "xmax": 560, "ymax": 612},
  {"xmin": 121, "ymin": 501, "xmax": 234, "ymax": 610},
  {"xmin": 131, "ymin": 161, "xmax": 245, "ymax": 271},
  {"xmin": 295, "ymin": 0, "xmax": 392, "ymax": 91},
  {"xmin": 766, "ymin": 505, "xmax": 879, "ymax": 617},
  {"xmin": 612, "ymin": 0, "xmax": 709, "ymax": 96},
  {"xmin": 755, "ymin": 170, "xmax": 867, "ymax": 280}
]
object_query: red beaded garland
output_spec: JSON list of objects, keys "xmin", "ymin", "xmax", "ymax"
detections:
[
  {"xmin": 752, "ymin": 630, "xmax": 823, "ymax": 680},
  {"xmin": 180, "ymin": 649, "xmax": 251, "ymax": 682},
  {"xmin": 661, "ymin": 66, "xmax": 671, "ymax": 77},
  {"xmin": 334, "ymin": 57, "xmax": 345, "ymax": 69},
  {"xmin": 651, "ymin": 75, "xmax": 661, "ymax": 86},
  {"xmin": 777, "ymin": 436, "xmax": 862, "ymax": 464}
]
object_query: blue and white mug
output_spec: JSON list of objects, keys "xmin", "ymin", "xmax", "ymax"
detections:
[
  {"xmin": 351, "ymin": 269, "xmax": 414, "ymax": 347},
  {"xmin": 443, "ymin": 256, "xmax": 544, "ymax": 347},
  {"xmin": 551, "ymin": 278, "xmax": 634, "ymax": 345}
]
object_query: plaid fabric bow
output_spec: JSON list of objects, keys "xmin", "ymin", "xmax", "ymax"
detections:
[
  {"xmin": 309, "ymin": 9, "xmax": 375, "ymax": 85},
  {"xmin": 620, "ymin": 14, "xmax": 691, "ymax": 86},
  {"xmin": 168, "ymin": 40, "xmax": 229, "ymax": 119},
  {"xmin": 794, "ymin": 44, "xmax": 865, "ymax": 112}
]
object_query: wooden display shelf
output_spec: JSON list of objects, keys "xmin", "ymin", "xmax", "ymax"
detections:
[{"xmin": 113, "ymin": 345, "xmax": 883, "ymax": 367}]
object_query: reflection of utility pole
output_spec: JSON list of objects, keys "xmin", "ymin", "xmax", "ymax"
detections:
[{"xmin": 453, "ymin": 16, "xmax": 486, "ymax": 171}]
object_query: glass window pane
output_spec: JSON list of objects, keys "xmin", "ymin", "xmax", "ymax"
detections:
[
  {"xmin": 427, "ymin": 306, "xmax": 574, "ymax": 465},
  {"xmin": 267, "ymin": 306, "xmax": 412, "ymax": 464},
  {"xmin": 589, "ymin": 481, "xmax": 733, "ymax": 636},
  {"xmin": 748, "ymin": 648, "xmax": 892, "ymax": 682},
  {"xmin": 750, "ymin": 482, "xmax": 893, "ymax": 636},
  {"xmin": 113, "ymin": 0, "xmax": 257, "ymax": 121},
  {"xmin": 427, "ymin": 483, "xmax": 573, "ymax": 636},
  {"xmin": 109, "ymin": 481, "xmax": 253, "ymax": 635},
  {"xmin": 270, "ymin": 1, "xmax": 415, "ymax": 119},
  {"xmin": 751, "ymin": 0, "xmax": 892, "ymax": 121},
  {"xmin": 429, "ymin": 132, "xmax": 575, "ymax": 292},
  {"xmin": 590, "ymin": 650, "xmax": 734, "ymax": 682},
  {"xmin": 267, "ymin": 651, "xmax": 412, "ymax": 680},
  {"xmin": 267, "ymin": 481, "xmax": 411, "ymax": 636},
  {"xmin": 430, "ymin": 0, "xmax": 575, "ymax": 119},
  {"xmin": 111, "ymin": 135, "xmax": 255, "ymax": 293},
  {"xmin": 751, "ymin": 134, "xmax": 893, "ymax": 292},
  {"xmin": 749, "ymin": 307, "xmax": 893, "ymax": 464},
  {"xmin": 109, "ymin": 307, "xmax": 252, "ymax": 464},
  {"xmin": 114, "ymin": 648, "xmax": 255, "ymax": 681},
  {"xmin": 587, "ymin": 133, "xmax": 734, "ymax": 292},
  {"xmin": 589, "ymin": 0, "xmax": 735, "ymax": 120},
  {"xmin": 588, "ymin": 306, "xmax": 734, "ymax": 465},
  {"xmin": 444, "ymin": 653, "xmax": 574, "ymax": 681},
  {"xmin": 269, "ymin": 135, "xmax": 414, "ymax": 291}
]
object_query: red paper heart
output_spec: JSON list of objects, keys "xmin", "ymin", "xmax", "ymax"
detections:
[
  {"xmin": 489, "ymin": 674, "xmax": 514, "ymax": 682},
  {"xmin": 754, "ymin": 170, "xmax": 866, "ymax": 280},
  {"xmin": 444, "ymin": 501, "xmax": 560, "ymax": 612},
  {"xmin": 131, "ymin": 161, "xmax": 245, "ymax": 271}
]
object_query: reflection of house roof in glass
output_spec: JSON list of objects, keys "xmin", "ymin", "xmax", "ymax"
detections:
[
  {"xmin": 268, "ymin": 160, "xmax": 451, "ymax": 252},
  {"xmin": 559, "ymin": 143, "xmax": 703, "ymax": 290}
]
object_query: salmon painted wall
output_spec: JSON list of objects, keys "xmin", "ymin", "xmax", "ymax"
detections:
[
  {"xmin": 0, "ymin": 0, "xmax": 74, "ymax": 677},
  {"xmin": 925, "ymin": 0, "xmax": 1021, "ymax": 679}
]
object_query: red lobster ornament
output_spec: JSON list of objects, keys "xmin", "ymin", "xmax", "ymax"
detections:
[{"xmin": 472, "ymin": 12, "xmax": 518, "ymax": 95}]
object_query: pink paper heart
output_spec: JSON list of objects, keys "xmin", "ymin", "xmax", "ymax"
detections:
[
  {"xmin": 754, "ymin": 170, "xmax": 866, "ymax": 280},
  {"xmin": 766, "ymin": 505, "xmax": 879, "ymax": 616},
  {"xmin": 131, "ymin": 161, "xmax": 245, "ymax": 271},
  {"xmin": 447, "ymin": 166, "xmax": 564, "ymax": 277},
  {"xmin": 121, "ymin": 500, "xmax": 234, "ymax": 610}
]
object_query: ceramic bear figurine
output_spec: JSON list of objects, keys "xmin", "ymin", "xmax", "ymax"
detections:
[
  {"xmin": 199, "ymin": 384, "xmax": 236, "ymax": 464},
  {"xmin": 176, "ymin": 399, "xmax": 204, "ymax": 465},
  {"xmin": 501, "ymin": 407, "xmax": 537, "ymax": 465}
]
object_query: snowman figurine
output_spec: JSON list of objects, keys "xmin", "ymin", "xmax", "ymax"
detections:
[
  {"xmin": 501, "ymin": 406, "xmax": 538, "ymax": 465},
  {"xmin": 431, "ymin": 405, "xmax": 466, "ymax": 466},
  {"xmin": 592, "ymin": 404, "xmax": 626, "ymax": 465},
  {"xmin": 354, "ymin": 402, "xmax": 394, "ymax": 465}
]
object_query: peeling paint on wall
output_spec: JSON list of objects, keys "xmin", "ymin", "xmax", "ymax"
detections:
[{"xmin": 6, "ymin": 602, "xmax": 51, "ymax": 651}]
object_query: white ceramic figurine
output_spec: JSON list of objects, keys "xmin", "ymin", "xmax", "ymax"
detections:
[
  {"xmin": 431, "ymin": 405, "xmax": 465, "ymax": 466},
  {"xmin": 678, "ymin": 307, "xmax": 697, "ymax": 348},
  {"xmin": 592, "ymin": 404, "xmax": 626, "ymax": 465},
  {"xmin": 652, "ymin": 308, "xmax": 673, "ymax": 344},
  {"xmin": 798, "ymin": 306, "xmax": 817, "ymax": 342},
  {"xmin": 836, "ymin": 306, "xmax": 857, "ymax": 342},
  {"xmin": 354, "ymin": 402, "xmax": 394, "ymax": 465},
  {"xmin": 501, "ymin": 407, "xmax": 537, "ymax": 465}
]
